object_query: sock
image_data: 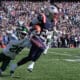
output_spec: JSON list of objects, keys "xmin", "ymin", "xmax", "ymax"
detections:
[
  {"xmin": 0, "ymin": 69, "xmax": 2, "ymax": 74},
  {"xmin": 28, "ymin": 62, "xmax": 35, "ymax": 69}
]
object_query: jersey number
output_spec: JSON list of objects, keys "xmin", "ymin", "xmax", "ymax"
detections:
[{"xmin": 9, "ymin": 45, "xmax": 23, "ymax": 54}]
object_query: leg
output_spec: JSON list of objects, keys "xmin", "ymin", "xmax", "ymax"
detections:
[
  {"xmin": 43, "ymin": 45, "xmax": 49, "ymax": 54},
  {"xmin": 10, "ymin": 41, "xmax": 44, "ymax": 75},
  {"xmin": 27, "ymin": 45, "xmax": 44, "ymax": 72},
  {"xmin": 17, "ymin": 43, "xmax": 37, "ymax": 66},
  {"xmin": 0, "ymin": 53, "xmax": 5, "ymax": 62},
  {"xmin": 10, "ymin": 43, "xmax": 38, "ymax": 75},
  {"xmin": 1, "ymin": 58, "xmax": 11, "ymax": 71},
  {"xmin": 0, "ymin": 53, "xmax": 11, "ymax": 75},
  {"xmin": 32, "ymin": 47, "xmax": 44, "ymax": 61}
]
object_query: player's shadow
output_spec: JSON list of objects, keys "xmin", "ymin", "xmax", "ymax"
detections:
[
  {"xmin": 11, "ymin": 76, "xmax": 21, "ymax": 79},
  {"xmin": 0, "ymin": 74, "xmax": 21, "ymax": 79},
  {"xmin": 0, "ymin": 74, "xmax": 10, "ymax": 77}
]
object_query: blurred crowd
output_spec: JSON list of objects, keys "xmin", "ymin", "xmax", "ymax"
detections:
[{"xmin": 0, "ymin": 1, "xmax": 80, "ymax": 48}]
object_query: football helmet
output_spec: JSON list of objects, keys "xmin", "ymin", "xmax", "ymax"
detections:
[
  {"xmin": 16, "ymin": 27, "xmax": 28, "ymax": 40},
  {"xmin": 48, "ymin": 5, "xmax": 59, "ymax": 14},
  {"xmin": 44, "ymin": 5, "xmax": 59, "ymax": 21}
]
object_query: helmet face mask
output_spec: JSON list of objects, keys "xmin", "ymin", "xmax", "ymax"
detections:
[
  {"xmin": 19, "ymin": 31, "xmax": 27, "ymax": 39},
  {"xmin": 16, "ymin": 27, "xmax": 27, "ymax": 40}
]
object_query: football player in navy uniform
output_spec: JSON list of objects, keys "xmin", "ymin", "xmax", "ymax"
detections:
[{"xmin": 10, "ymin": 5, "xmax": 59, "ymax": 76}]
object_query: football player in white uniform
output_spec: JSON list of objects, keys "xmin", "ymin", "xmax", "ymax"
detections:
[{"xmin": 0, "ymin": 27, "xmax": 30, "ymax": 76}]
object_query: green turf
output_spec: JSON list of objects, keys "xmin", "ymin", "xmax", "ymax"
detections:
[{"xmin": 0, "ymin": 48, "xmax": 80, "ymax": 80}]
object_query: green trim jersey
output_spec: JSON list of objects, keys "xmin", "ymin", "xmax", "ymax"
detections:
[{"xmin": 3, "ymin": 38, "xmax": 31, "ymax": 59}]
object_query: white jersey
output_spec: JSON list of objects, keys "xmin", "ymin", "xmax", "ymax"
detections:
[{"xmin": 3, "ymin": 37, "xmax": 31, "ymax": 59}]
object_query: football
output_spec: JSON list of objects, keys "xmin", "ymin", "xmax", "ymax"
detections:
[{"xmin": 34, "ymin": 25, "xmax": 41, "ymax": 32}]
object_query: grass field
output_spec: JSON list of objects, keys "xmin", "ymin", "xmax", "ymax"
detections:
[{"xmin": 0, "ymin": 48, "xmax": 80, "ymax": 80}]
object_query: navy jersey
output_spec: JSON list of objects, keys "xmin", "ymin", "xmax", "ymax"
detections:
[
  {"xmin": 29, "ymin": 13, "xmax": 53, "ymax": 31},
  {"xmin": 29, "ymin": 13, "xmax": 54, "ymax": 49}
]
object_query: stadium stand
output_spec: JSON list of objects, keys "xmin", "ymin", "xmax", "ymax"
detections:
[{"xmin": 0, "ymin": 1, "xmax": 80, "ymax": 48}]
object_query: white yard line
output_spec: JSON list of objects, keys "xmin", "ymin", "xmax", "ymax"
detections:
[
  {"xmin": 24, "ymin": 48, "xmax": 80, "ymax": 62},
  {"xmin": 49, "ymin": 51, "xmax": 72, "ymax": 56},
  {"xmin": 25, "ymin": 48, "xmax": 79, "ymax": 58},
  {"xmin": 63, "ymin": 59, "xmax": 80, "ymax": 62},
  {"xmin": 49, "ymin": 51, "xmax": 80, "ymax": 58},
  {"xmin": 49, "ymin": 51, "xmax": 80, "ymax": 62}
]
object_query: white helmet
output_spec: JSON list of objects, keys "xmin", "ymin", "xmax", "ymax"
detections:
[
  {"xmin": 48, "ymin": 5, "xmax": 59, "ymax": 14},
  {"xmin": 44, "ymin": 5, "xmax": 59, "ymax": 21}
]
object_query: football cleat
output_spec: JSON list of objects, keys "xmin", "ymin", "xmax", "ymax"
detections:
[
  {"xmin": 27, "ymin": 67, "xmax": 33, "ymax": 72},
  {"xmin": 10, "ymin": 71, "xmax": 14, "ymax": 77},
  {"xmin": 27, "ymin": 62, "xmax": 35, "ymax": 72}
]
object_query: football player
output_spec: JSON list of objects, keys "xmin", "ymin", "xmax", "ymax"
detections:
[
  {"xmin": 43, "ymin": 5, "xmax": 59, "ymax": 54},
  {"xmin": 10, "ymin": 5, "xmax": 59, "ymax": 75},
  {"xmin": 0, "ymin": 27, "xmax": 30, "ymax": 76}
]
